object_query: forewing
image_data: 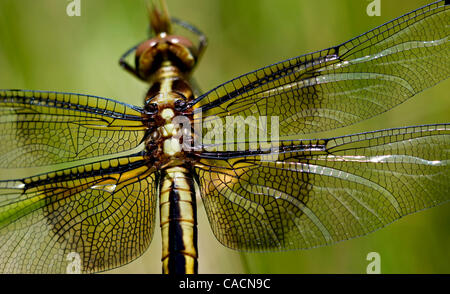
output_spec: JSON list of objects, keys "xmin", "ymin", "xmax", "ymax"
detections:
[
  {"xmin": 195, "ymin": 124, "xmax": 450, "ymax": 250},
  {"xmin": 0, "ymin": 89, "xmax": 146, "ymax": 168},
  {"xmin": 192, "ymin": 1, "xmax": 449, "ymax": 136},
  {"xmin": 0, "ymin": 153, "xmax": 157, "ymax": 273}
]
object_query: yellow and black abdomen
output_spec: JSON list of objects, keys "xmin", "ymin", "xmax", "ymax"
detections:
[{"xmin": 159, "ymin": 165, "xmax": 198, "ymax": 274}]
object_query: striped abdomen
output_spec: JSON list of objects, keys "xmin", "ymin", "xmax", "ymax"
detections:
[{"xmin": 159, "ymin": 166, "xmax": 198, "ymax": 274}]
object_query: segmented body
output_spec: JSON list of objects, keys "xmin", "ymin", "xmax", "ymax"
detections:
[{"xmin": 137, "ymin": 31, "xmax": 200, "ymax": 274}]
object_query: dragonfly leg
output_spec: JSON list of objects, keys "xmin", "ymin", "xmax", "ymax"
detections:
[
  {"xmin": 118, "ymin": 42, "xmax": 147, "ymax": 81},
  {"xmin": 171, "ymin": 17, "xmax": 208, "ymax": 61}
]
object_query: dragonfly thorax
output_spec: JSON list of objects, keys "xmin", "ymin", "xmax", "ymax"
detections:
[{"xmin": 143, "ymin": 82, "xmax": 195, "ymax": 168}]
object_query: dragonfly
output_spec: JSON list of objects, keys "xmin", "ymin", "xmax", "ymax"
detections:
[{"xmin": 0, "ymin": 0, "xmax": 449, "ymax": 274}]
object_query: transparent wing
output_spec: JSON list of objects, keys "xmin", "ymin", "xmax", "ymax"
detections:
[
  {"xmin": 0, "ymin": 89, "xmax": 146, "ymax": 168},
  {"xmin": 194, "ymin": 124, "xmax": 450, "ymax": 250},
  {"xmin": 192, "ymin": 1, "xmax": 449, "ymax": 136},
  {"xmin": 0, "ymin": 153, "xmax": 157, "ymax": 273}
]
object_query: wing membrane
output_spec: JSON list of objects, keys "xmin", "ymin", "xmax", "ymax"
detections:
[
  {"xmin": 192, "ymin": 1, "xmax": 449, "ymax": 136},
  {"xmin": 0, "ymin": 153, "xmax": 156, "ymax": 273},
  {"xmin": 194, "ymin": 124, "xmax": 450, "ymax": 250},
  {"xmin": 0, "ymin": 89, "xmax": 146, "ymax": 168}
]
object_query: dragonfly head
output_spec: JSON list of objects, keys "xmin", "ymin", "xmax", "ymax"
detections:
[
  {"xmin": 135, "ymin": 0, "xmax": 199, "ymax": 81},
  {"xmin": 135, "ymin": 35, "xmax": 198, "ymax": 81}
]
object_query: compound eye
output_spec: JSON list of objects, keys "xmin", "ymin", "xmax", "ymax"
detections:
[{"xmin": 145, "ymin": 102, "xmax": 158, "ymax": 114}]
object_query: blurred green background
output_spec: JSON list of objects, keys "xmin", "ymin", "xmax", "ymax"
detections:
[{"xmin": 0, "ymin": 0, "xmax": 448, "ymax": 274}]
